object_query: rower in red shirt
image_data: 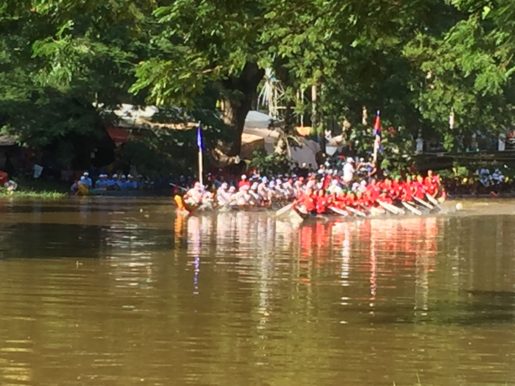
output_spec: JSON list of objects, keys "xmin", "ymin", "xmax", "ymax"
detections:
[
  {"xmin": 413, "ymin": 175, "xmax": 426, "ymax": 199},
  {"xmin": 401, "ymin": 180, "xmax": 414, "ymax": 203},
  {"xmin": 238, "ymin": 174, "xmax": 251, "ymax": 189},
  {"xmin": 295, "ymin": 187, "xmax": 316, "ymax": 214},
  {"xmin": 315, "ymin": 189, "xmax": 329, "ymax": 214},
  {"xmin": 333, "ymin": 191, "xmax": 347, "ymax": 210}
]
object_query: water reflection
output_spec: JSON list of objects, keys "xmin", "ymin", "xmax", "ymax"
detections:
[
  {"xmin": 0, "ymin": 199, "xmax": 514, "ymax": 385},
  {"xmin": 176, "ymin": 213, "xmax": 442, "ymax": 311}
]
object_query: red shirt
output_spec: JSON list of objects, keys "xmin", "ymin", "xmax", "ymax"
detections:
[{"xmin": 238, "ymin": 180, "xmax": 250, "ymax": 189}]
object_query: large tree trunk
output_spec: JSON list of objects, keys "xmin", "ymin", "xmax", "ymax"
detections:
[{"xmin": 221, "ymin": 63, "xmax": 264, "ymax": 156}]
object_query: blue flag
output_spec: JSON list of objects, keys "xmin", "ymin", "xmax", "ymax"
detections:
[{"xmin": 196, "ymin": 125, "xmax": 203, "ymax": 150}]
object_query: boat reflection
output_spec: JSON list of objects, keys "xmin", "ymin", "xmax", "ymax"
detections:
[{"xmin": 173, "ymin": 211, "xmax": 442, "ymax": 315}]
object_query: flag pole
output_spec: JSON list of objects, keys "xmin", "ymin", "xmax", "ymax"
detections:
[
  {"xmin": 373, "ymin": 137, "xmax": 379, "ymax": 164},
  {"xmin": 196, "ymin": 122, "xmax": 204, "ymax": 186},
  {"xmin": 372, "ymin": 110, "xmax": 381, "ymax": 165}
]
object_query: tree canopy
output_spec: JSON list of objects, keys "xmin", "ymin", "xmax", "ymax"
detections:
[{"xmin": 0, "ymin": 0, "xmax": 513, "ymax": 170}]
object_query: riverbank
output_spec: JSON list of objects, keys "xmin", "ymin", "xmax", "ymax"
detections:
[
  {"xmin": 0, "ymin": 189, "xmax": 66, "ymax": 199},
  {"xmin": 0, "ymin": 178, "xmax": 68, "ymax": 199}
]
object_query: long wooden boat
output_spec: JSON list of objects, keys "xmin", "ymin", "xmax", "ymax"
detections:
[{"xmin": 174, "ymin": 193, "xmax": 444, "ymax": 220}]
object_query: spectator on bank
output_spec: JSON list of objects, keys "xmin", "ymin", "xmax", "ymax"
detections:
[
  {"xmin": 82, "ymin": 172, "xmax": 93, "ymax": 188},
  {"xmin": 94, "ymin": 174, "xmax": 109, "ymax": 189}
]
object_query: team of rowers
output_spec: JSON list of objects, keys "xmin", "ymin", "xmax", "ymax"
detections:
[{"xmin": 177, "ymin": 169, "xmax": 445, "ymax": 217}]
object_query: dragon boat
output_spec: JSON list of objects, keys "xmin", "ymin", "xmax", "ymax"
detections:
[
  {"xmin": 174, "ymin": 192, "xmax": 445, "ymax": 220},
  {"xmin": 173, "ymin": 170, "xmax": 446, "ymax": 220}
]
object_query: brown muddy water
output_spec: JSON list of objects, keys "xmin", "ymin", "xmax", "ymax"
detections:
[{"xmin": 0, "ymin": 197, "xmax": 514, "ymax": 385}]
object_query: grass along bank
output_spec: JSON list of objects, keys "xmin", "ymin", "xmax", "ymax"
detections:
[{"xmin": 0, "ymin": 177, "xmax": 68, "ymax": 199}]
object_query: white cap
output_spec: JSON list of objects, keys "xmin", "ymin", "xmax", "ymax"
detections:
[{"xmin": 347, "ymin": 157, "xmax": 354, "ymax": 163}]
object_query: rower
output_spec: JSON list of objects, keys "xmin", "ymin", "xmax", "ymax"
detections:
[
  {"xmin": 184, "ymin": 182, "xmax": 204, "ymax": 206},
  {"xmin": 238, "ymin": 174, "xmax": 250, "ymax": 189},
  {"xmin": 342, "ymin": 157, "xmax": 355, "ymax": 186},
  {"xmin": 216, "ymin": 182, "xmax": 231, "ymax": 206}
]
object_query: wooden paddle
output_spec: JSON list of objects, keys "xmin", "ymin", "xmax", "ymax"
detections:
[
  {"xmin": 425, "ymin": 193, "xmax": 442, "ymax": 210},
  {"xmin": 345, "ymin": 206, "xmax": 368, "ymax": 218},
  {"xmin": 275, "ymin": 202, "xmax": 294, "ymax": 217},
  {"xmin": 402, "ymin": 201, "xmax": 422, "ymax": 216},
  {"xmin": 377, "ymin": 199, "xmax": 404, "ymax": 215},
  {"xmin": 329, "ymin": 206, "xmax": 349, "ymax": 217},
  {"xmin": 169, "ymin": 182, "xmax": 188, "ymax": 192},
  {"xmin": 413, "ymin": 196, "xmax": 434, "ymax": 210}
]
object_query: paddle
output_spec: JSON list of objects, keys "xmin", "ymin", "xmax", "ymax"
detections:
[
  {"xmin": 329, "ymin": 206, "xmax": 349, "ymax": 217},
  {"xmin": 377, "ymin": 199, "xmax": 404, "ymax": 215},
  {"xmin": 344, "ymin": 206, "xmax": 368, "ymax": 218},
  {"xmin": 169, "ymin": 182, "xmax": 188, "ymax": 192},
  {"xmin": 402, "ymin": 201, "xmax": 422, "ymax": 216},
  {"xmin": 275, "ymin": 202, "xmax": 294, "ymax": 217},
  {"xmin": 425, "ymin": 193, "xmax": 442, "ymax": 210},
  {"xmin": 413, "ymin": 196, "xmax": 434, "ymax": 210}
]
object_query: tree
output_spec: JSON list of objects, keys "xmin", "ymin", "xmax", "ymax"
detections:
[
  {"xmin": 130, "ymin": 0, "xmax": 269, "ymax": 157},
  {"xmin": 404, "ymin": 0, "xmax": 514, "ymax": 150},
  {"xmin": 2, "ymin": 0, "xmax": 512, "ymax": 173}
]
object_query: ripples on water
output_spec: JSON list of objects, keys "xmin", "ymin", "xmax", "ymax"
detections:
[{"xmin": 0, "ymin": 198, "xmax": 514, "ymax": 385}]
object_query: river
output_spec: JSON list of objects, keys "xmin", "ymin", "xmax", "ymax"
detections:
[{"xmin": 0, "ymin": 197, "xmax": 514, "ymax": 385}]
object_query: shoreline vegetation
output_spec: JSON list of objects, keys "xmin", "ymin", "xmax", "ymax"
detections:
[
  {"xmin": 2, "ymin": 191, "xmax": 515, "ymax": 202},
  {"xmin": 0, "ymin": 178, "xmax": 67, "ymax": 199},
  {"xmin": 1, "ymin": 177, "xmax": 515, "ymax": 201},
  {"xmin": 0, "ymin": 189, "xmax": 66, "ymax": 199}
]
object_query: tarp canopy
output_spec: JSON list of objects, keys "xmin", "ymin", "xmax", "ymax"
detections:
[
  {"xmin": 289, "ymin": 138, "xmax": 320, "ymax": 168},
  {"xmin": 244, "ymin": 110, "xmax": 274, "ymax": 129}
]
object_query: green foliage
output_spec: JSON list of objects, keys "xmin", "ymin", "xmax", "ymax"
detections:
[
  {"xmin": 0, "ymin": 0, "xmax": 513, "ymax": 175},
  {"xmin": 130, "ymin": 0, "xmax": 266, "ymax": 106},
  {"xmin": 249, "ymin": 150, "xmax": 291, "ymax": 175},
  {"xmin": 403, "ymin": 0, "xmax": 514, "ymax": 146},
  {"xmin": 0, "ymin": 175, "xmax": 67, "ymax": 198}
]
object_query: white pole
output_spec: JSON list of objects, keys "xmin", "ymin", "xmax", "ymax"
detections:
[
  {"xmin": 373, "ymin": 136, "xmax": 379, "ymax": 164},
  {"xmin": 372, "ymin": 110, "xmax": 380, "ymax": 165},
  {"xmin": 197, "ymin": 123, "xmax": 204, "ymax": 186},
  {"xmin": 198, "ymin": 151, "xmax": 203, "ymax": 186}
]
